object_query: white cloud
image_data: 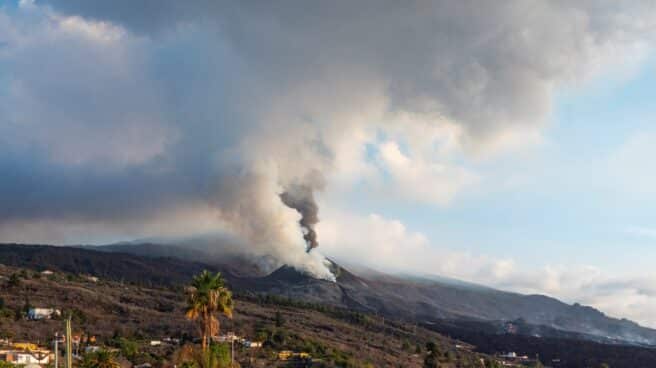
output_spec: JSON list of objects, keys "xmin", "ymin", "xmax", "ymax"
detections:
[
  {"xmin": 318, "ymin": 208, "xmax": 515, "ymax": 283},
  {"xmin": 319, "ymin": 209, "xmax": 656, "ymax": 327},
  {"xmin": 373, "ymin": 140, "xmax": 479, "ymax": 205}
]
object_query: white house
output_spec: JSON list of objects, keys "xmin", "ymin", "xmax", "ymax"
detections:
[
  {"xmin": 15, "ymin": 351, "xmax": 50, "ymax": 365},
  {"xmin": 243, "ymin": 341, "xmax": 262, "ymax": 348},
  {"xmin": 85, "ymin": 346, "xmax": 101, "ymax": 353},
  {"xmin": 0, "ymin": 349, "xmax": 51, "ymax": 365},
  {"xmin": 213, "ymin": 332, "xmax": 239, "ymax": 342},
  {"xmin": 27, "ymin": 308, "xmax": 60, "ymax": 320},
  {"xmin": 86, "ymin": 276, "xmax": 99, "ymax": 283}
]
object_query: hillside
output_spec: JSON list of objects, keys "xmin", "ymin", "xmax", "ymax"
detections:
[
  {"xmin": 0, "ymin": 243, "xmax": 217, "ymax": 286},
  {"xmin": 1, "ymin": 243, "xmax": 656, "ymax": 348},
  {"xmin": 0, "ymin": 264, "xmax": 487, "ymax": 368},
  {"xmin": 94, "ymin": 243, "xmax": 656, "ymax": 347}
]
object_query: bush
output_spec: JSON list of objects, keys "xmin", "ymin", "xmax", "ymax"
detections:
[
  {"xmin": 275, "ymin": 310, "xmax": 285, "ymax": 327},
  {"xmin": 7, "ymin": 273, "xmax": 21, "ymax": 288},
  {"xmin": 118, "ymin": 338, "xmax": 139, "ymax": 361}
]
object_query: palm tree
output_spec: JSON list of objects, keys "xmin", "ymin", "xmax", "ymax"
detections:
[
  {"xmin": 81, "ymin": 351, "xmax": 120, "ymax": 368},
  {"xmin": 186, "ymin": 270, "xmax": 233, "ymax": 351}
]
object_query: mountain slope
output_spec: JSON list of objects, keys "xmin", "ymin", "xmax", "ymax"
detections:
[
  {"xmin": 98, "ymin": 242, "xmax": 656, "ymax": 346},
  {"xmin": 241, "ymin": 261, "xmax": 656, "ymax": 346},
  {"xmin": 0, "ymin": 263, "xmax": 483, "ymax": 368},
  {"xmin": 88, "ymin": 242, "xmax": 269, "ymax": 277},
  {"xmin": 0, "ymin": 243, "xmax": 218, "ymax": 286},
  {"xmin": 1, "ymin": 242, "xmax": 655, "ymax": 347}
]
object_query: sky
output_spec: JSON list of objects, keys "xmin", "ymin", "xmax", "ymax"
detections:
[{"xmin": 1, "ymin": 0, "xmax": 656, "ymax": 325}]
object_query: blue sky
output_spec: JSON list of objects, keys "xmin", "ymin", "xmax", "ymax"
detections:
[
  {"xmin": 326, "ymin": 58, "xmax": 656, "ymax": 271},
  {"xmin": 389, "ymin": 58, "xmax": 656, "ymax": 271}
]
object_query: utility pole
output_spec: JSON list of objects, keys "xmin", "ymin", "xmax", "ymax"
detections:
[
  {"xmin": 231, "ymin": 334, "xmax": 234, "ymax": 367},
  {"xmin": 54, "ymin": 332, "xmax": 59, "ymax": 368},
  {"xmin": 65, "ymin": 317, "xmax": 72, "ymax": 368}
]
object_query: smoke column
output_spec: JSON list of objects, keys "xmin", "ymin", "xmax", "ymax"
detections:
[{"xmin": 280, "ymin": 184, "xmax": 320, "ymax": 253}]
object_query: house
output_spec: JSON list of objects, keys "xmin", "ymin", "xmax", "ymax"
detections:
[
  {"xmin": 40, "ymin": 270, "xmax": 54, "ymax": 276},
  {"xmin": 213, "ymin": 332, "xmax": 240, "ymax": 342},
  {"xmin": 85, "ymin": 346, "xmax": 101, "ymax": 353},
  {"xmin": 0, "ymin": 348, "xmax": 51, "ymax": 365},
  {"xmin": 27, "ymin": 308, "xmax": 60, "ymax": 320},
  {"xmin": 278, "ymin": 351, "xmax": 311, "ymax": 361},
  {"xmin": 149, "ymin": 341, "xmax": 161, "ymax": 347},
  {"xmin": 86, "ymin": 276, "xmax": 99, "ymax": 283},
  {"xmin": 242, "ymin": 341, "xmax": 262, "ymax": 348},
  {"xmin": 12, "ymin": 343, "xmax": 38, "ymax": 351},
  {"xmin": 162, "ymin": 337, "xmax": 181, "ymax": 345}
]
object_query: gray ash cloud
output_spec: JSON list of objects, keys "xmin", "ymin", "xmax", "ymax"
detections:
[{"xmin": 280, "ymin": 184, "xmax": 320, "ymax": 253}]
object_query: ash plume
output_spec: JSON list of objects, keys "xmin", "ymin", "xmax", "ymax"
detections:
[{"xmin": 280, "ymin": 184, "xmax": 320, "ymax": 253}]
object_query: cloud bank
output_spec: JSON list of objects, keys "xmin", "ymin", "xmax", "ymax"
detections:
[{"xmin": 319, "ymin": 209, "xmax": 656, "ymax": 328}]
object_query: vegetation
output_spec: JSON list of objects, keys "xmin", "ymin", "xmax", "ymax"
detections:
[
  {"xmin": 6, "ymin": 273, "xmax": 21, "ymax": 288},
  {"xmin": 175, "ymin": 342, "xmax": 231, "ymax": 368},
  {"xmin": 0, "ymin": 259, "xmax": 648, "ymax": 367},
  {"xmin": 0, "ymin": 361, "xmax": 15, "ymax": 368},
  {"xmin": 80, "ymin": 350, "xmax": 121, "ymax": 368},
  {"xmin": 423, "ymin": 342, "xmax": 440, "ymax": 368},
  {"xmin": 185, "ymin": 270, "xmax": 233, "ymax": 351}
]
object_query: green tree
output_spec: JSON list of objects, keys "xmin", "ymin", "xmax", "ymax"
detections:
[
  {"xmin": 80, "ymin": 351, "xmax": 121, "ymax": 368},
  {"xmin": 185, "ymin": 270, "xmax": 233, "ymax": 351},
  {"xmin": 423, "ymin": 352, "xmax": 439, "ymax": 368},
  {"xmin": 189, "ymin": 343, "xmax": 231, "ymax": 368},
  {"xmin": 275, "ymin": 310, "xmax": 285, "ymax": 327},
  {"xmin": 424, "ymin": 341, "xmax": 440, "ymax": 368},
  {"xmin": 22, "ymin": 297, "xmax": 32, "ymax": 318},
  {"xmin": 484, "ymin": 359, "xmax": 502, "ymax": 368},
  {"xmin": 7, "ymin": 273, "xmax": 21, "ymax": 288},
  {"xmin": 118, "ymin": 338, "xmax": 138, "ymax": 361}
]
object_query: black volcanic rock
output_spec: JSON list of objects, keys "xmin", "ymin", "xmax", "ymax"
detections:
[{"xmin": 262, "ymin": 265, "xmax": 314, "ymax": 284}]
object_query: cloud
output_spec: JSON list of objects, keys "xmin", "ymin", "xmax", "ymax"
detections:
[
  {"xmin": 318, "ymin": 208, "xmax": 516, "ymax": 282},
  {"xmin": 0, "ymin": 1, "xmax": 655, "ymax": 278},
  {"xmin": 319, "ymin": 209, "xmax": 656, "ymax": 327},
  {"xmin": 373, "ymin": 140, "xmax": 478, "ymax": 205}
]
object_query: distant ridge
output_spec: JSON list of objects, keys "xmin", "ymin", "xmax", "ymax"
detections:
[{"xmin": 0, "ymin": 243, "xmax": 217, "ymax": 286}]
